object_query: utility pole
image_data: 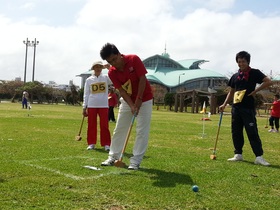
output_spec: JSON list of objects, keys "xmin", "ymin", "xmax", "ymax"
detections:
[
  {"xmin": 31, "ymin": 38, "xmax": 39, "ymax": 82},
  {"xmin": 23, "ymin": 38, "xmax": 30, "ymax": 84},
  {"xmin": 23, "ymin": 38, "xmax": 39, "ymax": 83}
]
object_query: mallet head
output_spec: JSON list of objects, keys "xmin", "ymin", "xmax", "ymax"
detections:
[
  {"xmin": 210, "ymin": 154, "xmax": 217, "ymax": 160},
  {"xmin": 114, "ymin": 160, "xmax": 126, "ymax": 168},
  {"xmin": 75, "ymin": 136, "xmax": 82, "ymax": 141}
]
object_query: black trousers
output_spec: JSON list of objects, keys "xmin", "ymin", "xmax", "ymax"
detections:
[
  {"xmin": 108, "ymin": 106, "xmax": 116, "ymax": 122},
  {"xmin": 269, "ymin": 116, "xmax": 279, "ymax": 129},
  {"xmin": 231, "ymin": 106, "xmax": 263, "ymax": 157}
]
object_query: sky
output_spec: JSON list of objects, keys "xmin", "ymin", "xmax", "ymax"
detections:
[{"xmin": 1, "ymin": 0, "xmax": 280, "ymax": 87}]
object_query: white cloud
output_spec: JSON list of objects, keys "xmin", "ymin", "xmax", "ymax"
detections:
[
  {"xmin": 20, "ymin": 1, "xmax": 36, "ymax": 10},
  {"xmin": 1, "ymin": 0, "xmax": 280, "ymax": 86},
  {"xmin": 201, "ymin": 0, "xmax": 235, "ymax": 11}
]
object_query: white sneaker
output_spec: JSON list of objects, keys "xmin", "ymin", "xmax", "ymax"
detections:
[
  {"xmin": 86, "ymin": 144, "xmax": 95, "ymax": 150},
  {"xmin": 268, "ymin": 129, "xmax": 275, "ymax": 132},
  {"xmin": 104, "ymin": 145, "xmax": 110, "ymax": 151},
  {"xmin": 101, "ymin": 157, "xmax": 116, "ymax": 166},
  {"xmin": 254, "ymin": 156, "xmax": 270, "ymax": 166},
  {"xmin": 128, "ymin": 164, "xmax": 140, "ymax": 170},
  {"xmin": 227, "ymin": 154, "xmax": 243, "ymax": 161}
]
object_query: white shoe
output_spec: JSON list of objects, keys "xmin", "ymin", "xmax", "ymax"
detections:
[
  {"xmin": 101, "ymin": 157, "xmax": 116, "ymax": 166},
  {"xmin": 268, "ymin": 129, "xmax": 275, "ymax": 132},
  {"xmin": 104, "ymin": 145, "xmax": 110, "ymax": 151},
  {"xmin": 254, "ymin": 156, "xmax": 270, "ymax": 166},
  {"xmin": 128, "ymin": 164, "xmax": 140, "ymax": 170},
  {"xmin": 227, "ymin": 154, "xmax": 243, "ymax": 161},
  {"xmin": 86, "ymin": 144, "xmax": 95, "ymax": 150}
]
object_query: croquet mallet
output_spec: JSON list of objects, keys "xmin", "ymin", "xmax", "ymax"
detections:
[
  {"xmin": 114, "ymin": 114, "xmax": 136, "ymax": 168},
  {"xmin": 210, "ymin": 112, "xmax": 223, "ymax": 160},
  {"xmin": 265, "ymin": 111, "xmax": 269, "ymax": 128},
  {"xmin": 75, "ymin": 116, "xmax": 85, "ymax": 141}
]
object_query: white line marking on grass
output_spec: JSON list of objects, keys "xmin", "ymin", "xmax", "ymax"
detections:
[
  {"xmin": 19, "ymin": 156, "xmax": 91, "ymax": 163},
  {"xmin": 22, "ymin": 162, "xmax": 86, "ymax": 180},
  {"xmin": 18, "ymin": 156, "xmax": 123, "ymax": 181}
]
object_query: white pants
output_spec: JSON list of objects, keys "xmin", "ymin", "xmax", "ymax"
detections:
[{"xmin": 109, "ymin": 98, "xmax": 152, "ymax": 166}]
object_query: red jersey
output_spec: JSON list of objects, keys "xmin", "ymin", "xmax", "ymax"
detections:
[
  {"xmin": 108, "ymin": 54, "xmax": 153, "ymax": 103},
  {"xmin": 108, "ymin": 92, "xmax": 118, "ymax": 107},
  {"xmin": 271, "ymin": 100, "xmax": 280, "ymax": 118}
]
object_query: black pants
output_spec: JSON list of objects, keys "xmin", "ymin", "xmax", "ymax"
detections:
[
  {"xmin": 231, "ymin": 106, "xmax": 263, "ymax": 157},
  {"xmin": 108, "ymin": 106, "xmax": 116, "ymax": 122},
  {"xmin": 269, "ymin": 116, "xmax": 279, "ymax": 129}
]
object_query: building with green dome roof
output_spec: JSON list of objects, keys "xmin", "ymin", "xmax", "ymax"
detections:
[
  {"xmin": 142, "ymin": 51, "xmax": 228, "ymax": 105},
  {"xmin": 144, "ymin": 54, "xmax": 227, "ymax": 89}
]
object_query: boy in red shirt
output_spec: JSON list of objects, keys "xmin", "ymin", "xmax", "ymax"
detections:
[
  {"xmin": 100, "ymin": 43, "xmax": 153, "ymax": 170},
  {"xmin": 268, "ymin": 94, "xmax": 280, "ymax": 133}
]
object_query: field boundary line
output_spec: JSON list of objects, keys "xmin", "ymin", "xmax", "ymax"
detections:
[{"xmin": 17, "ymin": 156, "xmax": 122, "ymax": 180}]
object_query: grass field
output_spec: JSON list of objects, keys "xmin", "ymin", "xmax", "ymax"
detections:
[{"xmin": 0, "ymin": 102, "xmax": 279, "ymax": 210}]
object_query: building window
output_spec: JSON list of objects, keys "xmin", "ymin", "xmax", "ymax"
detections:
[{"xmin": 144, "ymin": 58, "xmax": 179, "ymax": 69}]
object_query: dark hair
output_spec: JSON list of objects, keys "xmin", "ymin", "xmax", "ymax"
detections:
[
  {"xmin": 275, "ymin": 94, "xmax": 280, "ymax": 99},
  {"xmin": 235, "ymin": 51, "xmax": 251, "ymax": 64},
  {"xmin": 100, "ymin": 43, "xmax": 120, "ymax": 60}
]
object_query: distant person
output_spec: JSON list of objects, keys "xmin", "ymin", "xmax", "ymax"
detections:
[
  {"xmin": 22, "ymin": 91, "xmax": 28, "ymax": 109},
  {"xmin": 268, "ymin": 94, "xmax": 280, "ymax": 133},
  {"xmin": 100, "ymin": 43, "xmax": 153, "ymax": 170},
  {"xmin": 108, "ymin": 87, "xmax": 118, "ymax": 122},
  {"xmin": 82, "ymin": 61, "xmax": 112, "ymax": 151},
  {"xmin": 219, "ymin": 51, "xmax": 272, "ymax": 166}
]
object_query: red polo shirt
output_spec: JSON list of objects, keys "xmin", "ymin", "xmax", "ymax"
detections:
[
  {"xmin": 108, "ymin": 54, "xmax": 153, "ymax": 103},
  {"xmin": 271, "ymin": 100, "xmax": 280, "ymax": 118}
]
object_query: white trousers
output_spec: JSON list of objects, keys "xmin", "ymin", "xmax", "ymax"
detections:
[{"xmin": 109, "ymin": 98, "xmax": 152, "ymax": 166}]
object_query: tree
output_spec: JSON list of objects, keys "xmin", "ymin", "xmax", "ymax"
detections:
[
  {"xmin": 63, "ymin": 84, "xmax": 81, "ymax": 105},
  {"xmin": 269, "ymin": 81, "xmax": 280, "ymax": 94},
  {"xmin": 0, "ymin": 80, "xmax": 24, "ymax": 102},
  {"xmin": 151, "ymin": 84, "xmax": 167, "ymax": 104},
  {"xmin": 17, "ymin": 81, "xmax": 46, "ymax": 103},
  {"xmin": 0, "ymin": 80, "xmax": 81, "ymax": 105},
  {"xmin": 164, "ymin": 92, "xmax": 175, "ymax": 111}
]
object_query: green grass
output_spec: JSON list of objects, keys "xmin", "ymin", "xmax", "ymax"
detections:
[{"xmin": 0, "ymin": 102, "xmax": 279, "ymax": 210}]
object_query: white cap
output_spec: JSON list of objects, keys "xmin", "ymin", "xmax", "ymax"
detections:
[{"xmin": 91, "ymin": 61, "xmax": 103, "ymax": 69}]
